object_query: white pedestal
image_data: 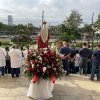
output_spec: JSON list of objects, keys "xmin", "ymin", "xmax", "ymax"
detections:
[{"xmin": 27, "ymin": 79, "xmax": 54, "ymax": 100}]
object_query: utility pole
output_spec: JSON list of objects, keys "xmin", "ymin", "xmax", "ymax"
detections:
[
  {"xmin": 42, "ymin": 10, "xmax": 44, "ymax": 27},
  {"xmin": 49, "ymin": 22, "xmax": 50, "ymax": 27},
  {"xmin": 92, "ymin": 12, "xmax": 94, "ymax": 50}
]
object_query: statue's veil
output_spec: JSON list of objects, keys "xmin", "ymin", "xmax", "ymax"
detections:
[{"xmin": 40, "ymin": 24, "xmax": 48, "ymax": 43}]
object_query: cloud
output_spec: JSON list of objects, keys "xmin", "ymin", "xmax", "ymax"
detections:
[{"xmin": 0, "ymin": 0, "xmax": 100, "ymax": 26}]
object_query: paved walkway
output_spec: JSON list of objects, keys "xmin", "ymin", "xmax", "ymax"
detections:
[{"xmin": 0, "ymin": 74, "xmax": 100, "ymax": 100}]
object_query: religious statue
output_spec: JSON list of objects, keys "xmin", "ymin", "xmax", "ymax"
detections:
[{"xmin": 37, "ymin": 21, "xmax": 50, "ymax": 49}]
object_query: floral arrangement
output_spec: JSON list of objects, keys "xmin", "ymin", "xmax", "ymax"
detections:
[{"xmin": 24, "ymin": 48, "xmax": 63, "ymax": 83}]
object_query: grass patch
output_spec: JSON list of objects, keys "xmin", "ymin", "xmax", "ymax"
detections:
[
  {"xmin": 1, "ymin": 45, "xmax": 11, "ymax": 48},
  {"xmin": 0, "ymin": 38, "xmax": 11, "ymax": 45}
]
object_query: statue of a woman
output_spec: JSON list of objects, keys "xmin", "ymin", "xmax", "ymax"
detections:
[{"xmin": 37, "ymin": 21, "xmax": 50, "ymax": 49}]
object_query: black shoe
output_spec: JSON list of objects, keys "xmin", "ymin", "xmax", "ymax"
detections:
[
  {"xmin": 85, "ymin": 74, "xmax": 87, "ymax": 76},
  {"xmin": 90, "ymin": 78, "xmax": 94, "ymax": 81},
  {"xmin": 66, "ymin": 72, "xmax": 70, "ymax": 76},
  {"xmin": 12, "ymin": 76, "xmax": 14, "ymax": 78},
  {"xmin": 16, "ymin": 75, "xmax": 19, "ymax": 77}
]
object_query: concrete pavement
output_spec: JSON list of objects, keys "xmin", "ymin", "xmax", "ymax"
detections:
[{"xmin": 0, "ymin": 74, "xmax": 100, "ymax": 100}]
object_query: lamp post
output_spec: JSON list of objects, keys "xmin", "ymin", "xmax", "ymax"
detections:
[
  {"xmin": 91, "ymin": 12, "xmax": 94, "ymax": 50},
  {"xmin": 42, "ymin": 10, "xmax": 44, "ymax": 27}
]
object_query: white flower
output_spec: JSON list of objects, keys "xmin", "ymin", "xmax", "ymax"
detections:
[
  {"xmin": 56, "ymin": 59, "xmax": 59, "ymax": 61},
  {"xmin": 34, "ymin": 53, "xmax": 36, "ymax": 56},
  {"xmin": 32, "ymin": 64, "xmax": 34, "ymax": 68},
  {"xmin": 47, "ymin": 66, "xmax": 51, "ymax": 68},
  {"xmin": 35, "ymin": 60, "xmax": 37, "ymax": 62},
  {"xmin": 52, "ymin": 64, "xmax": 54, "ymax": 66},
  {"xmin": 31, "ymin": 61, "xmax": 33, "ymax": 64},
  {"xmin": 37, "ymin": 56, "xmax": 40, "ymax": 58},
  {"xmin": 43, "ymin": 48, "xmax": 47, "ymax": 50},
  {"xmin": 44, "ymin": 50, "xmax": 47, "ymax": 54},
  {"xmin": 37, "ymin": 64, "xmax": 39, "ymax": 67},
  {"xmin": 53, "ymin": 68, "xmax": 56, "ymax": 71},
  {"xmin": 39, "ymin": 57, "xmax": 42, "ymax": 61},
  {"xmin": 43, "ymin": 67, "xmax": 47, "ymax": 72}
]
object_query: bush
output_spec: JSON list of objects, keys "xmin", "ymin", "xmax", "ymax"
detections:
[{"xmin": 11, "ymin": 35, "xmax": 32, "ymax": 46}]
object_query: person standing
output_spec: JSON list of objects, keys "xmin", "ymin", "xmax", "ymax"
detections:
[
  {"xmin": 23, "ymin": 46, "xmax": 30, "ymax": 62},
  {"xmin": 74, "ymin": 50, "xmax": 80, "ymax": 73},
  {"xmin": 87, "ymin": 53, "xmax": 92, "ymax": 74},
  {"xmin": 0, "ymin": 42, "xmax": 6, "ymax": 77},
  {"xmin": 69, "ymin": 45, "xmax": 76, "ymax": 74},
  {"xmin": 5, "ymin": 47, "xmax": 11, "ymax": 75},
  {"xmin": 90, "ymin": 44, "xmax": 100, "ymax": 81},
  {"xmin": 79, "ymin": 42, "xmax": 92, "ymax": 75},
  {"xmin": 59, "ymin": 41, "xmax": 70, "ymax": 75},
  {"xmin": 9, "ymin": 44, "xmax": 21, "ymax": 78},
  {"xmin": 16, "ymin": 45, "xmax": 23, "ymax": 75},
  {"xmin": 56, "ymin": 41, "xmax": 62, "ymax": 54}
]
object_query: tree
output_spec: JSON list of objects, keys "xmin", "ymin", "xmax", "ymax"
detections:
[
  {"xmin": 82, "ymin": 24, "xmax": 92, "ymax": 34},
  {"xmin": 0, "ymin": 21, "xmax": 40, "ymax": 36},
  {"xmin": 56, "ymin": 10, "xmax": 82, "ymax": 41},
  {"xmin": 56, "ymin": 24, "xmax": 68, "ymax": 41},
  {"xmin": 64, "ymin": 10, "xmax": 82, "ymax": 34},
  {"xmin": 95, "ymin": 14, "xmax": 100, "ymax": 29},
  {"xmin": 27, "ymin": 23, "xmax": 35, "ymax": 35},
  {"xmin": 0, "ymin": 22, "xmax": 3, "ymax": 28},
  {"xmin": 15, "ymin": 24, "xmax": 27, "ymax": 35},
  {"xmin": 0, "ymin": 22, "xmax": 4, "ymax": 32},
  {"xmin": 11, "ymin": 34, "xmax": 32, "ymax": 46},
  {"xmin": 56, "ymin": 24, "xmax": 74, "ymax": 42}
]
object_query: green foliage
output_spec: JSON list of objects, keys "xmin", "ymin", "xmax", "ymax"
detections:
[
  {"xmin": 0, "ymin": 22, "xmax": 4, "ymax": 28},
  {"xmin": 95, "ymin": 14, "xmax": 100, "ymax": 29},
  {"xmin": 0, "ymin": 22, "xmax": 39, "ymax": 35},
  {"xmin": 11, "ymin": 34, "xmax": 32, "ymax": 46},
  {"xmin": 0, "ymin": 39, "xmax": 10, "ymax": 45},
  {"xmin": 56, "ymin": 10, "xmax": 82, "ymax": 41},
  {"xmin": 64, "ymin": 10, "xmax": 82, "ymax": 32},
  {"xmin": 81, "ymin": 24, "xmax": 92, "ymax": 34},
  {"xmin": 56, "ymin": 24, "xmax": 68, "ymax": 41},
  {"xmin": 25, "ymin": 70, "xmax": 33, "ymax": 79}
]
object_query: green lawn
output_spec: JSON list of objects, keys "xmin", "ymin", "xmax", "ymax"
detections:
[
  {"xmin": 0, "ymin": 38, "xmax": 11, "ymax": 48},
  {"xmin": 0, "ymin": 38, "xmax": 11, "ymax": 44},
  {"xmin": 1, "ymin": 45, "xmax": 11, "ymax": 48}
]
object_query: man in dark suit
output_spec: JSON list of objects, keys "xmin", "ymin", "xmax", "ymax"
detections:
[
  {"xmin": 59, "ymin": 41, "xmax": 71, "ymax": 75},
  {"xmin": 79, "ymin": 42, "xmax": 92, "ymax": 75},
  {"xmin": 90, "ymin": 44, "xmax": 100, "ymax": 81}
]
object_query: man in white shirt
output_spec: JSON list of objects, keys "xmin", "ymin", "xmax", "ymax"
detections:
[
  {"xmin": 0, "ymin": 42, "xmax": 6, "ymax": 77},
  {"xmin": 9, "ymin": 44, "xmax": 21, "ymax": 78}
]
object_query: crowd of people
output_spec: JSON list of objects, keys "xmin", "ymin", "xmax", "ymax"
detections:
[
  {"xmin": 59, "ymin": 41, "xmax": 100, "ymax": 81},
  {"xmin": 0, "ymin": 42, "xmax": 28, "ymax": 78},
  {"xmin": 0, "ymin": 41, "xmax": 100, "ymax": 81}
]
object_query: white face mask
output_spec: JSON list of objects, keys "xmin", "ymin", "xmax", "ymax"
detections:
[{"xmin": 40, "ymin": 24, "xmax": 48, "ymax": 43}]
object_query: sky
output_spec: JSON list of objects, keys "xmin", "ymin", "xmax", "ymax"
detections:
[{"xmin": 0, "ymin": 0, "xmax": 100, "ymax": 26}]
